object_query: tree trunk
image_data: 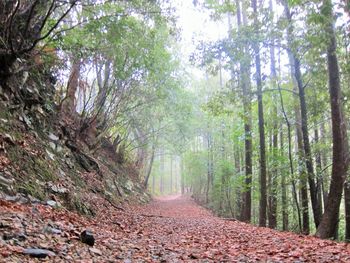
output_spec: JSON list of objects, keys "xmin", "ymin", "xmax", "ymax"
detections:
[
  {"xmin": 252, "ymin": 0, "xmax": 267, "ymax": 227},
  {"xmin": 143, "ymin": 144, "xmax": 156, "ymax": 189},
  {"xmin": 181, "ymin": 155, "xmax": 185, "ymax": 195},
  {"xmin": 206, "ymin": 132, "xmax": 212, "ymax": 203},
  {"xmin": 268, "ymin": 1, "xmax": 278, "ymax": 228},
  {"xmin": 61, "ymin": 58, "xmax": 81, "ymax": 114},
  {"xmin": 278, "ymin": 61, "xmax": 302, "ymax": 233},
  {"xmin": 314, "ymin": 127, "xmax": 324, "ymax": 215},
  {"xmin": 280, "ymin": 127, "xmax": 288, "ymax": 230},
  {"xmin": 236, "ymin": 0, "xmax": 253, "ymax": 223},
  {"xmin": 344, "ymin": 181, "xmax": 350, "ymax": 241},
  {"xmin": 281, "ymin": 0, "xmax": 310, "ymax": 233},
  {"xmin": 160, "ymin": 148, "xmax": 164, "ymax": 194},
  {"xmin": 316, "ymin": 0, "xmax": 350, "ymax": 238},
  {"xmin": 170, "ymin": 156, "xmax": 173, "ymax": 194},
  {"xmin": 320, "ymin": 120, "xmax": 329, "ymax": 206},
  {"xmin": 295, "ymin": 57, "xmax": 322, "ymax": 228}
]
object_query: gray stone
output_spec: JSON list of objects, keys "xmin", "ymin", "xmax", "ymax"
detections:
[
  {"xmin": 0, "ymin": 175, "xmax": 14, "ymax": 185},
  {"xmin": 43, "ymin": 226, "xmax": 62, "ymax": 235},
  {"xmin": 48, "ymin": 133, "xmax": 59, "ymax": 141},
  {"xmin": 49, "ymin": 142, "xmax": 56, "ymax": 151},
  {"xmin": 50, "ymin": 184, "xmax": 68, "ymax": 194},
  {"xmin": 56, "ymin": 145, "xmax": 63, "ymax": 153},
  {"xmin": 46, "ymin": 200, "xmax": 61, "ymax": 208},
  {"xmin": 124, "ymin": 180, "xmax": 134, "ymax": 191},
  {"xmin": 89, "ymin": 247, "xmax": 102, "ymax": 256},
  {"xmin": 46, "ymin": 149, "xmax": 55, "ymax": 160},
  {"xmin": 23, "ymin": 248, "xmax": 56, "ymax": 258}
]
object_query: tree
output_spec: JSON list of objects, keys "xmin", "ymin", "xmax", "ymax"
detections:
[
  {"xmin": 252, "ymin": 0, "xmax": 267, "ymax": 227},
  {"xmin": 316, "ymin": 0, "xmax": 350, "ymax": 239}
]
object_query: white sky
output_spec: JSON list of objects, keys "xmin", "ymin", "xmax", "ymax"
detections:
[{"xmin": 173, "ymin": 0, "xmax": 227, "ymax": 61}]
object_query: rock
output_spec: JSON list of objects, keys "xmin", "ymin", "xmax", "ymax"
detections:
[
  {"xmin": 27, "ymin": 195, "xmax": 41, "ymax": 204},
  {"xmin": 4, "ymin": 194, "xmax": 29, "ymax": 204},
  {"xmin": 58, "ymin": 169, "xmax": 66, "ymax": 178},
  {"xmin": 43, "ymin": 226, "xmax": 62, "ymax": 235},
  {"xmin": 23, "ymin": 248, "xmax": 56, "ymax": 258},
  {"xmin": 0, "ymin": 222, "xmax": 10, "ymax": 228},
  {"xmin": 16, "ymin": 233, "xmax": 27, "ymax": 242},
  {"xmin": 56, "ymin": 145, "xmax": 63, "ymax": 153},
  {"xmin": 80, "ymin": 230, "xmax": 95, "ymax": 246},
  {"xmin": 49, "ymin": 142, "xmax": 56, "ymax": 151},
  {"xmin": 0, "ymin": 174, "xmax": 15, "ymax": 185},
  {"xmin": 22, "ymin": 115, "xmax": 32, "ymax": 128},
  {"xmin": 48, "ymin": 133, "xmax": 59, "ymax": 141},
  {"xmin": 3, "ymin": 232, "xmax": 26, "ymax": 242},
  {"xmin": 4, "ymin": 195, "xmax": 18, "ymax": 202},
  {"xmin": 124, "ymin": 180, "xmax": 134, "ymax": 192},
  {"xmin": 3, "ymin": 232, "xmax": 15, "ymax": 240},
  {"xmin": 50, "ymin": 185, "xmax": 68, "ymax": 194},
  {"xmin": 46, "ymin": 200, "xmax": 61, "ymax": 208},
  {"xmin": 3, "ymin": 134, "xmax": 15, "ymax": 145},
  {"xmin": 46, "ymin": 149, "xmax": 55, "ymax": 160},
  {"xmin": 89, "ymin": 247, "xmax": 102, "ymax": 256}
]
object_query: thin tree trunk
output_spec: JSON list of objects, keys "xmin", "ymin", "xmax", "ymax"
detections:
[
  {"xmin": 282, "ymin": 0, "xmax": 322, "ymax": 226},
  {"xmin": 314, "ymin": 127, "xmax": 324, "ymax": 215},
  {"xmin": 170, "ymin": 156, "xmax": 173, "ymax": 193},
  {"xmin": 295, "ymin": 57, "xmax": 322, "ymax": 228},
  {"xmin": 316, "ymin": 0, "xmax": 350, "ymax": 238},
  {"xmin": 268, "ymin": 1, "xmax": 278, "ymax": 228},
  {"xmin": 278, "ymin": 70, "xmax": 302, "ymax": 233},
  {"xmin": 281, "ymin": 0, "xmax": 310, "ymax": 233},
  {"xmin": 236, "ymin": 0, "xmax": 253, "ymax": 223},
  {"xmin": 143, "ymin": 144, "xmax": 156, "ymax": 189},
  {"xmin": 160, "ymin": 148, "xmax": 164, "ymax": 194},
  {"xmin": 181, "ymin": 156, "xmax": 185, "ymax": 195},
  {"xmin": 280, "ymin": 126, "xmax": 288, "ymax": 230},
  {"xmin": 344, "ymin": 181, "xmax": 350, "ymax": 241},
  {"xmin": 252, "ymin": 0, "xmax": 267, "ymax": 227},
  {"xmin": 206, "ymin": 132, "xmax": 211, "ymax": 204}
]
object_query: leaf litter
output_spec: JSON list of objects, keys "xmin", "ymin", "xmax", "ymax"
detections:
[{"xmin": 0, "ymin": 195, "xmax": 350, "ymax": 262}]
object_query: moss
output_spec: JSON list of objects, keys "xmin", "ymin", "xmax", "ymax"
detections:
[
  {"xmin": 17, "ymin": 181, "xmax": 46, "ymax": 200},
  {"xmin": 64, "ymin": 193, "xmax": 95, "ymax": 216},
  {"xmin": 0, "ymin": 106, "xmax": 10, "ymax": 120},
  {"xmin": 34, "ymin": 157, "xmax": 56, "ymax": 181}
]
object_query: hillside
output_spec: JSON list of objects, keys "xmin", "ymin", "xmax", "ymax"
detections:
[{"xmin": 0, "ymin": 72, "xmax": 149, "ymax": 215}]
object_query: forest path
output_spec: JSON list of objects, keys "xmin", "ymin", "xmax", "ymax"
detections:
[
  {"xmin": 1, "ymin": 195, "xmax": 350, "ymax": 262},
  {"xmin": 131, "ymin": 195, "xmax": 350, "ymax": 262}
]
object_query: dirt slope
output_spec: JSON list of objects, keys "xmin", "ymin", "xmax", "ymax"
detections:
[{"xmin": 1, "ymin": 195, "xmax": 350, "ymax": 262}]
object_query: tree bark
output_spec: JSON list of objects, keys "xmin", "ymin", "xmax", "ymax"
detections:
[
  {"xmin": 278, "ymin": 59, "xmax": 302, "ymax": 233},
  {"xmin": 280, "ymin": 127, "xmax": 288, "ymax": 230},
  {"xmin": 252, "ymin": 0, "xmax": 267, "ymax": 227},
  {"xmin": 235, "ymin": 0, "xmax": 253, "ymax": 223},
  {"xmin": 295, "ymin": 57, "xmax": 322, "ymax": 228},
  {"xmin": 281, "ymin": 0, "xmax": 310, "ymax": 233},
  {"xmin": 344, "ymin": 181, "xmax": 350, "ymax": 241},
  {"xmin": 61, "ymin": 58, "xmax": 81, "ymax": 114},
  {"xmin": 316, "ymin": 0, "xmax": 350, "ymax": 238},
  {"xmin": 268, "ymin": 1, "xmax": 278, "ymax": 228},
  {"xmin": 143, "ymin": 143, "xmax": 156, "ymax": 189}
]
